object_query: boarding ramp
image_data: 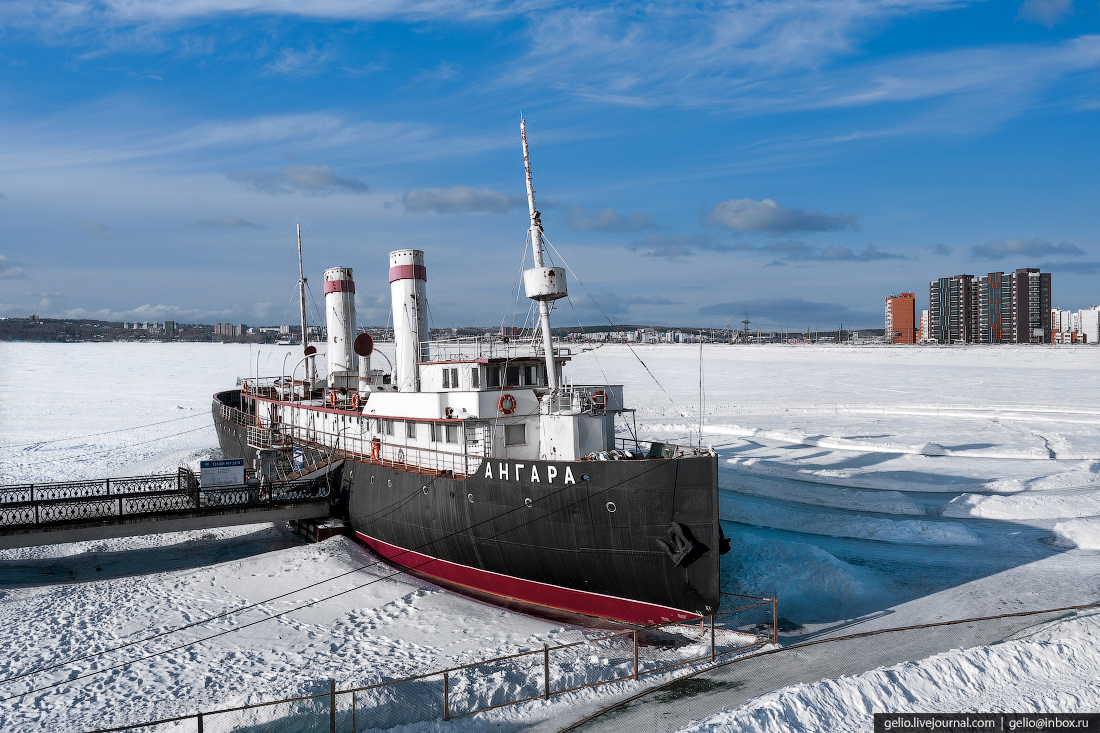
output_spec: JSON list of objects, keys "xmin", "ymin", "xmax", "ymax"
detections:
[{"xmin": 0, "ymin": 464, "xmax": 338, "ymax": 550}]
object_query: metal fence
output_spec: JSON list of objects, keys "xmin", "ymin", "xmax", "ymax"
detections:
[
  {"xmin": 561, "ymin": 603, "xmax": 1100, "ymax": 733},
  {"xmin": 83, "ymin": 593, "xmax": 776, "ymax": 733},
  {"xmin": 0, "ymin": 470, "xmax": 332, "ymax": 531}
]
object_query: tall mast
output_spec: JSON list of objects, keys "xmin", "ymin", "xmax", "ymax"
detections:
[
  {"xmin": 297, "ymin": 219, "xmax": 314, "ymax": 384},
  {"xmin": 521, "ymin": 119, "xmax": 560, "ymax": 391}
]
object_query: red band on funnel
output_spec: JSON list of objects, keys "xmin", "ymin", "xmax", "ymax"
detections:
[{"xmin": 389, "ymin": 265, "xmax": 427, "ymax": 283}]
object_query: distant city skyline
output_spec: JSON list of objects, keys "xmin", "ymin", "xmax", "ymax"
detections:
[{"xmin": 0, "ymin": 0, "xmax": 1097, "ymax": 329}]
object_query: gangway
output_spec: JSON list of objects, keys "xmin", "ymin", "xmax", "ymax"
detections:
[{"xmin": 0, "ymin": 463, "xmax": 340, "ymax": 551}]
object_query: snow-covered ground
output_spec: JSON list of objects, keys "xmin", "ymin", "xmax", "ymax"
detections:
[{"xmin": 2, "ymin": 342, "xmax": 1099, "ymax": 731}]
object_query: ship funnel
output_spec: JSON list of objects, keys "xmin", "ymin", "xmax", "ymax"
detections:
[
  {"xmin": 389, "ymin": 249, "xmax": 428, "ymax": 392},
  {"xmin": 323, "ymin": 267, "xmax": 357, "ymax": 389}
]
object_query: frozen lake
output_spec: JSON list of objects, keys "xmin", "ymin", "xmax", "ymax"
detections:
[{"xmin": 2, "ymin": 342, "xmax": 1099, "ymax": 731}]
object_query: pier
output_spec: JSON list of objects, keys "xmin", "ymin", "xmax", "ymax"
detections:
[{"xmin": 0, "ymin": 464, "xmax": 338, "ymax": 550}]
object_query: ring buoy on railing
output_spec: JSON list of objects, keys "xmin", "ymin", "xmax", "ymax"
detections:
[
  {"xmin": 242, "ymin": 380, "xmax": 248, "ymax": 394},
  {"xmin": 370, "ymin": 438, "xmax": 381, "ymax": 462},
  {"xmin": 328, "ymin": 391, "xmax": 337, "ymax": 408},
  {"xmin": 498, "ymin": 393, "xmax": 517, "ymax": 415},
  {"xmin": 591, "ymin": 389, "xmax": 607, "ymax": 408},
  {"xmin": 350, "ymin": 392, "xmax": 361, "ymax": 409}
]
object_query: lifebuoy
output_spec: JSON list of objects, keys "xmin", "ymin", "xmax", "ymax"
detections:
[
  {"xmin": 242, "ymin": 380, "xmax": 248, "ymax": 393},
  {"xmin": 350, "ymin": 392, "xmax": 361, "ymax": 409},
  {"xmin": 592, "ymin": 389, "xmax": 607, "ymax": 408},
  {"xmin": 498, "ymin": 393, "xmax": 517, "ymax": 415},
  {"xmin": 370, "ymin": 438, "xmax": 381, "ymax": 462},
  {"xmin": 328, "ymin": 391, "xmax": 337, "ymax": 408}
]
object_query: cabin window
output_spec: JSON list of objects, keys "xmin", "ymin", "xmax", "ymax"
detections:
[
  {"xmin": 505, "ymin": 424, "xmax": 526, "ymax": 446},
  {"xmin": 524, "ymin": 366, "xmax": 538, "ymax": 385},
  {"xmin": 487, "ymin": 367, "xmax": 501, "ymax": 388},
  {"xmin": 451, "ymin": 368, "xmax": 459, "ymax": 388},
  {"xmin": 382, "ymin": 418, "xmax": 395, "ymax": 436},
  {"xmin": 406, "ymin": 421, "xmax": 417, "ymax": 439},
  {"xmin": 471, "ymin": 368, "xmax": 480, "ymax": 388},
  {"xmin": 506, "ymin": 366, "xmax": 521, "ymax": 386},
  {"xmin": 442, "ymin": 369, "xmax": 450, "ymax": 388},
  {"xmin": 431, "ymin": 423, "xmax": 459, "ymax": 443}
]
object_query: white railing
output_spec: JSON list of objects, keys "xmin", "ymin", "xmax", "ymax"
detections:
[
  {"xmin": 421, "ymin": 336, "xmax": 571, "ymax": 363},
  {"xmin": 223, "ymin": 406, "xmax": 484, "ymax": 477}
]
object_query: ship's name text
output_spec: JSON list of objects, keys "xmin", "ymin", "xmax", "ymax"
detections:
[{"xmin": 484, "ymin": 463, "xmax": 576, "ymax": 485}]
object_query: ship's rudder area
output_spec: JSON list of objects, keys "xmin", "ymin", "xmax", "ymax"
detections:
[{"xmin": 344, "ymin": 454, "xmax": 722, "ymax": 624}]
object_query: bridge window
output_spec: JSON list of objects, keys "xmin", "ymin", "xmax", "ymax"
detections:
[
  {"xmin": 382, "ymin": 419, "xmax": 395, "ymax": 436},
  {"xmin": 406, "ymin": 421, "xmax": 417, "ymax": 439},
  {"xmin": 505, "ymin": 424, "xmax": 526, "ymax": 446},
  {"xmin": 442, "ymin": 369, "xmax": 449, "ymax": 388},
  {"xmin": 471, "ymin": 367, "xmax": 480, "ymax": 388},
  {"xmin": 487, "ymin": 367, "xmax": 501, "ymax": 388},
  {"xmin": 524, "ymin": 366, "xmax": 538, "ymax": 385},
  {"xmin": 506, "ymin": 366, "xmax": 521, "ymax": 386}
]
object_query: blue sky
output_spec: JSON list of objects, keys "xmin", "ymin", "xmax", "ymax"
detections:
[{"xmin": 0, "ymin": 0, "xmax": 1097, "ymax": 329}]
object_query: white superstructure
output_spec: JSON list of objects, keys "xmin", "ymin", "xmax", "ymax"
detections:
[{"xmin": 228, "ymin": 121, "xmax": 714, "ymax": 481}]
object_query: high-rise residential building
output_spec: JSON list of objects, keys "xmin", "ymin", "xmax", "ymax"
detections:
[
  {"xmin": 929, "ymin": 275, "xmax": 977, "ymax": 344},
  {"xmin": 929, "ymin": 269, "xmax": 1052, "ymax": 344},
  {"xmin": 1080, "ymin": 307, "xmax": 1100, "ymax": 344},
  {"xmin": 885, "ymin": 293, "xmax": 917, "ymax": 343},
  {"xmin": 1012, "ymin": 268, "xmax": 1051, "ymax": 344},
  {"xmin": 919, "ymin": 309, "xmax": 930, "ymax": 341}
]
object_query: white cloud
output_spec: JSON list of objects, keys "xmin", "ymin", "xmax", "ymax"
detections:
[
  {"xmin": 197, "ymin": 217, "xmax": 261, "ymax": 228},
  {"xmin": 706, "ymin": 198, "xmax": 858, "ymax": 235},
  {"xmin": 566, "ymin": 205, "xmax": 656, "ymax": 232},
  {"xmin": 0, "ymin": 255, "xmax": 27, "ymax": 279},
  {"xmin": 226, "ymin": 165, "xmax": 368, "ymax": 196},
  {"xmin": 1017, "ymin": 0, "xmax": 1074, "ymax": 27},
  {"xmin": 265, "ymin": 47, "xmax": 334, "ymax": 76},
  {"xmin": 971, "ymin": 237, "xmax": 1085, "ymax": 260},
  {"xmin": 401, "ymin": 185, "xmax": 523, "ymax": 214}
]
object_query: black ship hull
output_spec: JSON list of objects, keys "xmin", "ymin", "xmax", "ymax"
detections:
[{"xmin": 213, "ymin": 390, "xmax": 720, "ymax": 625}]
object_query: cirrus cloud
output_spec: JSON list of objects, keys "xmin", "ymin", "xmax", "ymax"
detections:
[{"xmin": 705, "ymin": 198, "xmax": 858, "ymax": 235}]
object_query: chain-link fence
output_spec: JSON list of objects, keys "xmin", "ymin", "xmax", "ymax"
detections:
[{"xmin": 83, "ymin": 594, "xmax": 775, "ymax": 733}]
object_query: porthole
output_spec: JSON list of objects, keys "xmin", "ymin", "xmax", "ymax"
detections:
[
  {"xmin": 370, "ymin": 476, "xmax": 375, "ymax": 484},
  {"xmin": 582, "ymin": 474, "xmax": 591, "ymax": 482},
  {"xmin": 422, "ymin": 485, "xmax": 429, "ymax": 495},
  {"xmin": 606, "ymin": 501, "xmax": 617, "ymax": 513},
  {"xmin": 449, "ymin": 490, "xmax": 455, "ymax": 498},
  {"xmin": 524, "ymin": 498, "xmax": 533, "ymax": 508},
  {"xmin": 468, "ymin": 493, "xmax": 474, "ymax": 503},
  {"xmin": 388, "ymin": 479, "xmax": 392, "ymax": 488}
]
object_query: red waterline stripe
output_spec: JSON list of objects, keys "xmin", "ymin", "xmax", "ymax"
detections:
[
  {"xmin": 324, "ymin": 279, "xmax": 355, "ymax": 295},
  {"xmin": 389, "ymin": 264, "xmax": 427, "ymax": 283},
  {"xmin": 357, "ymin": 531, "xmax": 698, "ymax": 626}
]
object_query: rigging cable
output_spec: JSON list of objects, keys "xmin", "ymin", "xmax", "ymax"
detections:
[
  {"xmin": 542, "ymin": 235, "xmax": 678, "ymax": 407},
  {"xmin": 0, "ymin": 413, "xmax": 208, "ymax": 451}
]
